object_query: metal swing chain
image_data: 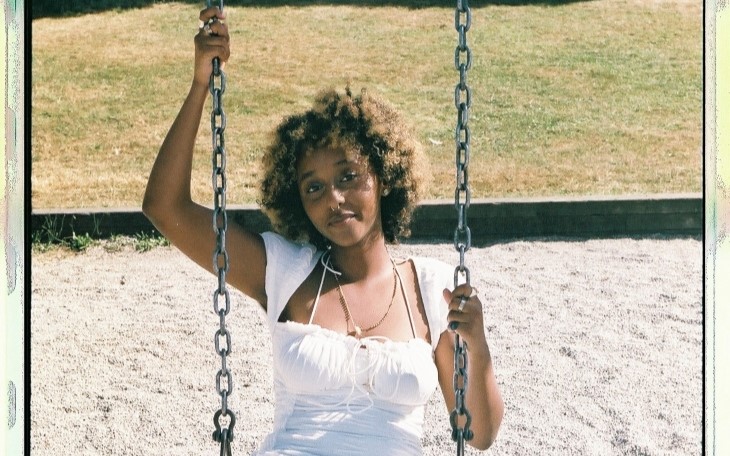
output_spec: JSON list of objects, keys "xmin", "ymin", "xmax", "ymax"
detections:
[
  {"xmin": 450, "ymin": 0, "xmax": 474, "ymax": 455},
  {"xmin": 207, "ymin": 0, "xmax": 236, "ymax": 455}
]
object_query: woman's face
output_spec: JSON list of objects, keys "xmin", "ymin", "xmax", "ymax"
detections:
[{"xmin": 296, "ymin": 147, "xmax": 384, "ymax": 248}]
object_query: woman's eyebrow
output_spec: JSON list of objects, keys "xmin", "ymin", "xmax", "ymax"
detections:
[
  {"xmin": 298, "ymin": 170, "xmax": 315, "ymax": 182},
  {"xmin": 298, "ymin": 158, "xmax": 354, "ymax": 182}
]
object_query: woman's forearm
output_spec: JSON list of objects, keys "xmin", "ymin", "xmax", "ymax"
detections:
[
  {"xmin": 143, "ymin": 81, "xmax": 209, "ymax": 223},
  {"xmin": 464, "ymin": 346, "xmax": 504, "ymax": 450}
]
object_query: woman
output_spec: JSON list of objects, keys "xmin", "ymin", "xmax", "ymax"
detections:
[{"xmin": 143, "ymin": 6, "xmax": 503, "ymax": 454}]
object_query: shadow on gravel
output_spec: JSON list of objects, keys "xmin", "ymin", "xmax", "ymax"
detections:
[{"xmin": 402, "ymin": 233, "xmax": 702, "ymax": 249}]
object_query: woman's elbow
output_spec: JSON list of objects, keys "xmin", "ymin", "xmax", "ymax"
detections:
[
  {"xmin": 471, "ymin": 403, "xmax": 504, "ymax": 450},
  {"xmin": 470, "ymin": 428, "xmax": 500, "ymax": 451},
  {"xmin": 141, "ymin": 190, "xmax": 171, "ymax": 230},
  {"xmin": 142, "ymin": 191, "xmax": 160, "ymax": 221}
]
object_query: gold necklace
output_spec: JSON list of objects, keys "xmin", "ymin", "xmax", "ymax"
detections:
[{"xmin": 332, "ymin": 258, "xmax": 399, "ymax": 338}]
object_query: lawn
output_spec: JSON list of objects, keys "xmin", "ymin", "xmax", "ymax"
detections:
[{"xmin": 31, "ymin": 0, "xmax": 702, "ymax": 209}]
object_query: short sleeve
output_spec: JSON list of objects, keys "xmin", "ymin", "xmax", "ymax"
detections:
[
  {"xmin": 261, "ymin": 232, "xmax": 322, "ymax": 328},
  {"xmin": 411, "ymin": 257, "xmax": 454, "ymax": 352}
]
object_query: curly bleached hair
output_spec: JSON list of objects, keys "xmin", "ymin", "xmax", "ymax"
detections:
[{"xmin": 259, "ymin": 87, "xmax": 427, "ymax": 250}]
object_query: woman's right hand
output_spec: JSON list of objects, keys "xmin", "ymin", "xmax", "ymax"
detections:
[{"xmin": 193, "ymin": 6, "xmax": 230, "ymax": 87}]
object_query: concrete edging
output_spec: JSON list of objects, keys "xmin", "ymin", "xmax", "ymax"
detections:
[{"xmin": 31, "ymin": 193, "xmax": 702, "ymax": 243}]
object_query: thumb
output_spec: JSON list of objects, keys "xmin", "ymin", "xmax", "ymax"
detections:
[{"xmin": 443, "ymin": 288, "xmax": 453, "ymax": 302}]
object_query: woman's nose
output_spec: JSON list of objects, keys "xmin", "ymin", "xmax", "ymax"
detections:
[{"xmin": 326, "ymin": 185, "xmax": 345, "ymax": 208}]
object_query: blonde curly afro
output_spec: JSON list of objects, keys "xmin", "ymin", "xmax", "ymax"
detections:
[{"xmin": 259, "ymin": 87, "xmax": 427, "ymax": 249}]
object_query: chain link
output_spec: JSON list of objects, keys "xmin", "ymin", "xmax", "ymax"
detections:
[
  {"xmin": 451, "ymin": 1, "xmax": 473, "ymax": 454},
  {"xmin": 206, "ymin": 0, "xmax": 235, "ymax": 454}
]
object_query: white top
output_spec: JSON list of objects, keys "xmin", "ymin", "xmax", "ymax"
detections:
[{"xmin": 254, "ymin": 232, "xmax": 453, "ymax": 456}]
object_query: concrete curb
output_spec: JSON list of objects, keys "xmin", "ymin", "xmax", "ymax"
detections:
[{"xmin": 31, "ymin": 193, "xmax": 702, "ymax": 243}]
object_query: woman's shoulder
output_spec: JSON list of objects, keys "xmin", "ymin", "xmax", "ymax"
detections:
[
  {"xmin": 406, "ymin": 256, "xmax": 454, "ymax": 303},
  {"xmin": 408, "ymin": 256, "xmax": 454, "ymax": 280},
  {"xmin": 261, "ymin": 231, "xmax": 320, "ymax": 261},
  {"xmin": 261, "ymin": 232, "xmax": 323, "ymax": 324},
  {"xmin": 404, "ymin": 256, "xmax": 453, "ymax": 347},
  {"xmin": 261, "ymin": 231, "xmax": 323, "ymax": 286}
]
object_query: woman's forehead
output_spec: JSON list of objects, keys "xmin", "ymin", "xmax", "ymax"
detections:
[
  {"xmin": 301, "ymin": 144, "xmax": 360, "ymax": 159},
  {"xmin": 298, "ymin": 147, "xmax": 366, "ymax": 172}
]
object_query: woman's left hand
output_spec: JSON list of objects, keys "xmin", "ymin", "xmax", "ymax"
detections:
[
  {"xmin": 437, "ymin": 285, "xmax": 504, "ymax": 450},
  {"xmin": 443, "ymin": 285, "xmax": 489, "ymax": 354}
]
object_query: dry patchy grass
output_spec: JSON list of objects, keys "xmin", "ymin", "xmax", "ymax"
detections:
[{"xmin": 31, "ymin": 1, "xmax": 701, "ymax": 208}]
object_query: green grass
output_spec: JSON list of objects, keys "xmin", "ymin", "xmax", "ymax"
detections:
[
  {"xmin": 31, "ymin": 0, "xmax": 702, "ymax": 209},
  {"xmin": 31, "ymin": 231, "xmax": 171, "ymax": 253}
]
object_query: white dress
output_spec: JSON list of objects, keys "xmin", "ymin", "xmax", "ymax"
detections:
[{"xmin": 254, "ymin": 232, "xmax": 453, "ymax": 456}]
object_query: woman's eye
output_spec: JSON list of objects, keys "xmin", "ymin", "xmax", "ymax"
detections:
[
  {"xmin": 341, "ymin": 172, "xmax": 357, "ymax": 182},
  {"xmin": 305, "ymin": 183, "xmax": 323, "ymax": 194}
]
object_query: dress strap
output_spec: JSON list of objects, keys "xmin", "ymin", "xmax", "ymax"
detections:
[
  {"xmin": 309, "ymin": 250, "xmax": 341, "ymax": 325},
  {"xmin": 394, "ymin": 262, "xmax": 417, "ymax": 339}
]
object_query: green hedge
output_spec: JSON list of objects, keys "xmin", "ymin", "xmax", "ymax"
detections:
[
  {"xmin": 32, "ymin": 0, "xmax": 172, "ymax": 18},
  {"xmin": 32, "ymin": 0, "xmax": 581, "ymax": 19}
]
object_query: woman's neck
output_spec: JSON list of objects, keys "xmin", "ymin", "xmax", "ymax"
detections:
[{"xmin": 329, "ymin": 236, "xmax": 392, "ymax": 283}]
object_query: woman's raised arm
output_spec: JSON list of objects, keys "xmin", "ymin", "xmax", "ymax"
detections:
[{"xmin": 143, "ymin": 7, "xmax": 267, "ymax": 307}]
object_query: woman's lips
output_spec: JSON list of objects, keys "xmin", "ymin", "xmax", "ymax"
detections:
[{"xmin": 328, "ymin": 211, "xmax": 355, "ymax": 226}]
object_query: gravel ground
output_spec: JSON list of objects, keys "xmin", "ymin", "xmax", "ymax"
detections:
[{"xmin": 30, "ymin": 235, "xmax": 702, "ymax": 455}]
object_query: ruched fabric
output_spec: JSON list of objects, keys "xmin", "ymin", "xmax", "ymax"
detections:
[{"xmin": 255, "ymin": 232, "xmax": 453, "ymax": 456}]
